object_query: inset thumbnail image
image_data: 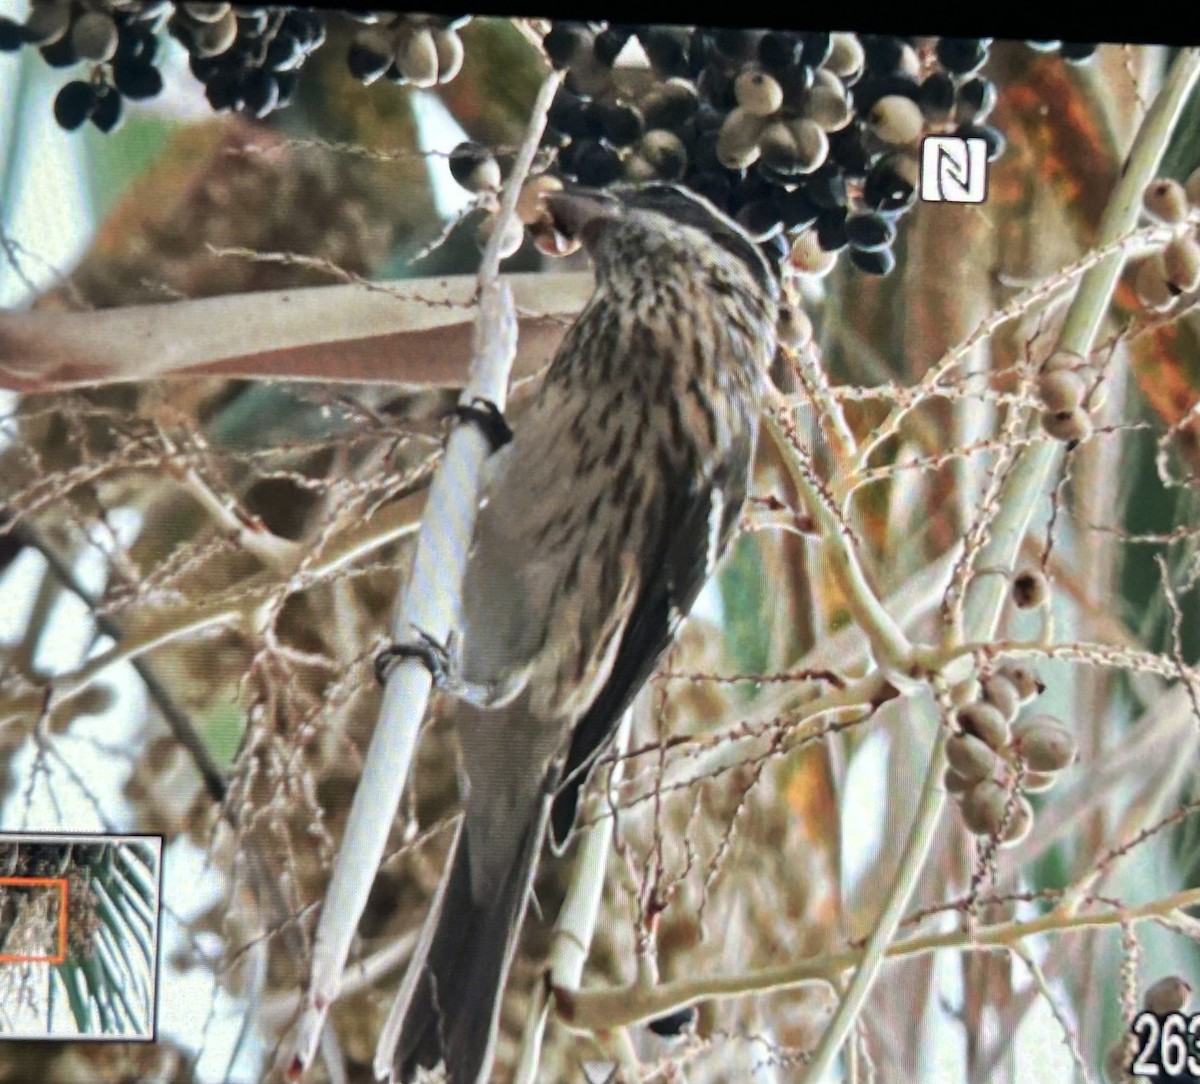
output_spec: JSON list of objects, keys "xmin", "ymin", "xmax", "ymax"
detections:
[{"xmin": 0, "ymin": 835, "xmax": 162, "ymax": 1040}]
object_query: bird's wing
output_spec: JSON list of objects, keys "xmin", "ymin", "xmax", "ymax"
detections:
[{"xmin": 548, "ymin": 453, "xmax": 747, "ymax": 848}]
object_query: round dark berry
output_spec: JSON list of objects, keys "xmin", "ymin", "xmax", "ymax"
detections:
[
  {"xmin": 799, "ymin": 31, "xmax": 832, "ymax": 66},
  {"xmin": 863, "ymin": 153, "xmax": 919, "ymax": 211},
  {"xmin": 54, "ymin": 80, "xmax": 98, "ymax": 131},
  {"xmin": 853, "ymin": 73, "xmax": 920, "ymax": 113},
  {"xmin": 936, "ymin": 37, "xmax": 989, "ymax": 75},
  {"xmin": 1059, "ymin": 41, "xmax": 1098, "ymax": 63},
  {"xmin": 89, "ymin": 85, "xmax": 124, "ymax": 133},
  {"xmin": 265, "ymin": 33, "xmax": 303, "ymax": 72},
  {"xmin": 204, "ymin": 71, "xmax": 242, "ymax": 112},
  {"xmin": 956, "ymin": 76, "xmax": 996, "ymax": 123},
  {"xmin": 640, "ymin": 27, "xmax": 690, "ymax": 78},
  {"xmin": 542, "ymin": 23, "xmax": 591, "ymax": 70},
  {"xmin": 846, "ymin": 212, "xmax": 896, "ymax": 251},
  {"xmin": 775, "ymin": 63, "xmax": 814, "ymax": 112},
  {"xmin": 113, "ymin": 59, "xmax": 163, "ymax": 100},
  {"xmin": 347, "ymin": 38, "xmax": 392, "ymax": 83},
  {"xmin": 827, "ymin": 123, "xmax": 873, "ymax": 176},
  {"xmin": 774, "ymin": 185, "xmax": 819, "ymax": 229},
  {"xmin": 816, "ymin": 205, "xmax": 849, "ymax": 251},
  {"xmin": 548, "ymin": 88, "xmax": 598, "ymax": 140},
  {"xmin": 850, "ymin": 245, "xmax": 897, "ymax": 275},
  {"xmin": 860, "ymin": 34, "xmax": 905, "ymax": 74},
  {"xmin": 115, "ymin": 24, "xmax": 157, "ymax": 63},
  {"xmin": 39, "ymin": 35, "xmax": 79, "ymax": 67},
  {"xmin": 757, "ymin": 30, "xmax": 803, "ymax": 71},
  {"xmin": 571, "ymin": 139, "xmax": 624, "ymax": 186},
  {"xmin": 696, "ymin": 63, "xmax": 735, "ymax": 110},
  {"xmin": 648, "ymin": 1006, "xmax": 697, "ymax": 1038},
  {"xmin": 735, "ymin": 198, "xmax": 783, "ymax": 240},
  {"xmin": 713, "ymin": 27, "xmax": 757, "ymax": 60},
  {"xmin": 688, "ymin": 169, "xmax": 733, "ymax": 210},
  {"xmin": 240, "ymin": 69, "xmax": 279, "ymax": 119},
  {"xmin": 0, "ymin": 15, "xmax": 25, "ymax": 51},
  {"xmin": 957, "ymin": 121, "xmax": 1005, "ymax": 161},
  {"xmin": 806, "ymin": 164, "xmax": 847, "ymax": 210},
  {"xmin": 918, "ymin": 71, "xmax": 957, "ymax": 122},
  {"xmin": 449, "ymin": 141, "xmax": 502, "ymax": 193},
  {"xmin": 642, "ymin": 78, "xmax": 699, "ymax": 131},
  {"xmin": 590, "ymin": 99, "xmax": 643, "ymax": 146},
  {"xmin": 594, "ymin": 25, "xmax": 631, "ymax": 66}
]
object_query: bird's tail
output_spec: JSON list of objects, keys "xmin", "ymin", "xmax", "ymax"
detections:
[{"xmin": 378, "ymin": 806, "xmax": 547, "ymax": 1084}]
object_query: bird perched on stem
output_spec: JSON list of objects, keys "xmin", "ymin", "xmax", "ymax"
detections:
[{"xmin": 384, "ymin": 182, "xmax": 780, "ymax": 1084}]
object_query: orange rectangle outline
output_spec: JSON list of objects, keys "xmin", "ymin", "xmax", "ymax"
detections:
[{"xmin": 0, "ymin": 876, "xmax": 68, "ymax": 964}]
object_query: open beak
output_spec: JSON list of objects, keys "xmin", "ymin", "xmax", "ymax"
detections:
[{"xmin": 542, "ymin": 188, "xmax": 621, "ymax": 243}]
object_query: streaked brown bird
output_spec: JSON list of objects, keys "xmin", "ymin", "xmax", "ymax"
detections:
[{"xmin": 387, "ymin": 182, "xmax": 780, "ymax": 1084}]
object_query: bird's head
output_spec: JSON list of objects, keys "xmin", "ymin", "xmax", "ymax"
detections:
[{"xmin": 543, "ymin": 182, "xmax": 779, "ymax": 301}]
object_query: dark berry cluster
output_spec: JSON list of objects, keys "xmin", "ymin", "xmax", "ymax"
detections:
[
  {"xmin": 1025, "ymin": 39, "xmax": 1099, "ymax": 64},
  {"xmin": 1, "ymin": 0, "xmax": 170, "ymax": 132},
  {"xmin": 0, "ymin": 4, "xmax": 473, "ymax": 133},
  {"xmin": 176, "ymin": 4, "xmax": 325, "ymax": 118},
  {"xmin": 344, "ymin": 13, "xmax": 467, "ymax": 87},
  {"xmin": 516, "ymin": 27, "xmax": 1029, "ymax": 277}
]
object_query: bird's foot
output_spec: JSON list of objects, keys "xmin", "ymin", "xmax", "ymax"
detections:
[
  {"xmin": 374, "ymin": 627, "xmax": 452, "ymax": 686},
  {"xmin": 455, "ymin": 397, "xmax": 512, "ymax": 452}
]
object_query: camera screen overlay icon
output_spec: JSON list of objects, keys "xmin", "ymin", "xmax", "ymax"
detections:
[{"xmin": 921, "ymin": 136, "xmax": 989, "ymax": 203}]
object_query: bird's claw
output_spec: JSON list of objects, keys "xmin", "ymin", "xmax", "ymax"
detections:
[
  {"xmin": 374, "ymin": 627, "xmax": 452, "ymax": 686},
  {"xmin": 455, "ymin": 397, "xmax": 513, "ymax": 452}
]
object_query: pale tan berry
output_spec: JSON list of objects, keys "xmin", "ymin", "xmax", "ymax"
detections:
[
  {"xmin": 71, "ymin": 11, "xmax": 119, "ymax": 62},
  {"xmin": 960, "ymin": 779, "xmax": 1010, "ymax": 836},
  {"xmin": 1134, "ymin": 255, "xmax": 1176, "ymax": 310},
  {"xmin": 943, "ymin": 767, "xmax": 973, "ymax": 794},
  {"xmin": 637, "ymin": 130, "xmax": 688, "ymax": 180},
  {"xmin": 1163, "ymin": 233, "xmax": 1200, "ymax": 293},
  {"xmin": 823, "ymin": 33, "xmax": 865, "ymax": 80},
  {"xmin": 1143, "ymin": 177, "xmax": 1189, "ymax": 225},
  {"xmin": 477, "ymin": 213, "xmax": 525, "ymax": 260},
  {"xmin": 1037, "ymin": 368, "xmax": 1087, "ymax": 413},
  {"xmin": 182, "ymin": 2, "xmax": 230, "ymax": 21},
  {"xmin": 946, "ymin": 732, "xmax": 1001, "ymax": 784},
  {"xmin": 980, "ymin": 674, "xmax": 1020, "ymax": 723},
  {"xmin": 190, "ymin": 7, "xmax": 237, "ymax": 57},
  {"xmin": 956, "ymin": 701, "xmax": 1010, "ymax": 750},
  {"xmin": 1021, "ymin": 771, "xmax": 1058, "ymax": 793},
  {"xmin": 1144, "ymin": 975, "xmax": 1193, "ymax": 1014},
  {"xmin": 734, "ymin": 66, "xmax": 784, "ymax": 117},
  {"xmin": 789, "ymin": 229, "xmax": 838, "ymax": 277},
  {"xmin": 999, "ymin": 663, "xmax": 1043, "ymax": 702},
  {"xmin": 782, "ymin": 118, "xmax": 829, "ymax": 173},
  {"xmin": 396, "ymin": 24, "xmax": 440, "ymax": 87},
  {"xmin": 1011, "ymin": 715, "xmax": 1077, "ymax": 772},
  {"xmin": 432, "ymin": 28, "xmax": 465, "ymax": 83},
  {"xmin": 1042, "ymin": 407, "xmax": 1093, "ymax": 444},
  {"xmin": 868, "ymin": 95, "xmax": 924, "ymax": 146},
  {"xmin": 998, "ymin": 794, "xmax": 1034, "ymax": 846},
  {"xmin": 717, "ymin": 107, "xmax": 767, "ymax": 169},
  {"xmin": 804, "ymin": 86, "xmax": 854, "ymax": 132}
]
